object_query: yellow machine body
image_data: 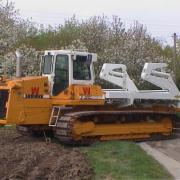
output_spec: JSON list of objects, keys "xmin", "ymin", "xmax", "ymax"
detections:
[
  {"xmin": 0, "ymin": 50, "xmax": 179, "ymax": 144},
  {"xmin": 0, "ymin": 76, "xmax": 175, "ymax": 143},
  {"xmin": 0, "ymin": 76, "xmax": 104, "ymax": 126},
  {"xmin": 0, "ymin": 76, "xmax": 51, "ymax": 125}
]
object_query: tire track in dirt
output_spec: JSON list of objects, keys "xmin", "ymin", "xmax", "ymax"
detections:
[{"xmin": 0, "ymin": 128, "xmax": 93, "ymax": 180}]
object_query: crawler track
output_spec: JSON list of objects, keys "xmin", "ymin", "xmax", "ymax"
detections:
[
  {"xmin": 16, "ymin": 107, "xmax": 180, "ymax": 145},
  {"xmin": 172, "ymin": 118, "xmax": 180, "ymax": 138},
  {"xmin": 16, "ymin": 125, "xmax": 34, "ymax": 136},
  {"xmin": 53, "ymin": 109, "xmax": 179, "ymax": 145},
  {"xmin": 53, "ymin": 114, "xmax": 95, "ymax": 145}
]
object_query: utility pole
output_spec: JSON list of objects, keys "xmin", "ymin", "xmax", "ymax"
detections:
[{"xmin": 173, "ymin": 33, "xmax": 177, "ymax": 82}]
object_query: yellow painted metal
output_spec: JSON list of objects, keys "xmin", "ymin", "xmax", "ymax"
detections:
[
  {"xmin": 72, "ymin": 118, "xmax": 172, "ymax": 140},
  {"xmin": 100, "ymin": 134, "xmax": 151, "ymax": 141},
  {"xmin": 0, "ymin": 77, "xmax": 104, "ymax": 125},
  {"xmin": 0, "ymin": 120, "xmax": 7, "ymax": 125},
  {"xmin": 73, "ymin": 121, "xmax": 95, "ymax": 135},
  {"xmin": 52, "ymin": 84, "xmax": 104, "ymax": 106},
  {"xmin": 0, "ymin": 77, "xmax": 51, "ymax": 125},
  {"xmin": 174, "ymin": 108, "xmax": 180, "ymax": 112}
]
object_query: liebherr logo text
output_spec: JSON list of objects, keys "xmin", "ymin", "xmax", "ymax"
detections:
[{"xmin": 24, "ymin": 87, "xmax": 43, "ymax": 98}]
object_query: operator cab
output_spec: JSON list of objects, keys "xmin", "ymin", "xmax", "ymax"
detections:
[{"xmin": 41, "ymin": 50, "xmax": 97, "ymax": 96}]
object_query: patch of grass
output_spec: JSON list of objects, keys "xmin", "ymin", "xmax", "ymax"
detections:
[{"xmin": 80, "ymin": 141, "xmax": 172, "ymax": 180}]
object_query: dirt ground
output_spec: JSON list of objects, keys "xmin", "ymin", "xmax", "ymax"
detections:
[
  {"xmin": 147, "ymin": 139, "xmax": 180, "ymax": 163},
  {"xmin": 0, "ymin": 128, "xmax": 93, "ymax": 180}
]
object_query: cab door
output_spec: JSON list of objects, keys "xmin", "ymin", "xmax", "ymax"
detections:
[
  {"xmin": 52, "ymin": 54, "xmax": 69, "ymax": 96},
  {"xmin": 41, "ymin": 54, "xmax": 54, "ymax": 94}
]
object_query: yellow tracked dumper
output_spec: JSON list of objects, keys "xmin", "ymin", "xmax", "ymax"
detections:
[{"xmin": 0, "ymin": 50, "xmax": 180, "ymax": 144}]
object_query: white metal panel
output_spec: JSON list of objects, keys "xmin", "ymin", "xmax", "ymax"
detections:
[{"xmin": 100, "ymin": 63, "xmax": 180, "ymax": 106}]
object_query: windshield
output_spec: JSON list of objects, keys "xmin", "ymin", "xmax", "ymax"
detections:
[
  {"xmin": 73, "ymin": 55, "xmax": 91, "ymax": 80},
  {"xmin": 43, "ymin": 55, "xmax": 53, "ymax": 74}
]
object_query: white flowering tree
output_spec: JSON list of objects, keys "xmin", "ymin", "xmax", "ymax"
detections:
[
  {"xmin": 0, "ymin": 0, "xmax": 38, "ymax": 76},
  {"xmin": 31, "ymin": 15, "xmax": 170, "ymax": 88},
  {"xmin": 74, "ymin": 16, "xmax": 168, "ymax": 87},
  {"xmin": 3, "ymin": 45, "xmax": 40, "ymax": 76},
  {"xmin": 0, "ymin": 0, "xmax": 172, "ymax": 87}
]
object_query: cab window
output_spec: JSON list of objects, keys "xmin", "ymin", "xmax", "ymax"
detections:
[
  {"xmin": 73, "ymin": 55, "xmax": 91, "ymax": 80},
  {"xmin": 43, "ymin": 55, "xmax": 53, "ymax": 74}
]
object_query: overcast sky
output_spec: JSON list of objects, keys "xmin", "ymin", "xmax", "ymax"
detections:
[{"xmin": 13, "ymin": 0, "xmax": 180, "ymax": 45}]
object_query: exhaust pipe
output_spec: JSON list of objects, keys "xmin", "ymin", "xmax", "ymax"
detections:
[{"xmin": 15, "ymin": 50, "xmax": 22, "ymax": 78}]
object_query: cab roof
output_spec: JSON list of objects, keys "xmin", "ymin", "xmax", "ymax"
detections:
[{"xmin": 44, "ymin": 49, "xmax": 97, "ymax": 62}]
